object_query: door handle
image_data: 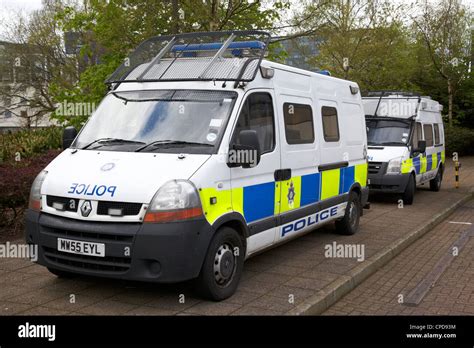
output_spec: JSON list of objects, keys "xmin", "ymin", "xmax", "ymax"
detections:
[{"xmin": 274, "ymin": 168, "xmax": 292, "ymax": 181}]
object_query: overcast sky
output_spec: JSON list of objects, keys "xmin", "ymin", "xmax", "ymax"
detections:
[{"xmin": 0, "ymin": 0, "xmax": 42, "ymax": 40}]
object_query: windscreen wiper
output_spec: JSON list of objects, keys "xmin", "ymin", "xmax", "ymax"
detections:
[
  {"xmin": 81, "ymin": 138, "xmax": 145, "ymax": 150},
  {"xmin": 135, "ymin": 140, "xmax": 214, "ymax": 152}
]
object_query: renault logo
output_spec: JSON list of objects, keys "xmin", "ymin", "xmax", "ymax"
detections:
[{"xmin": 80, "ymin": 200, "xmax": 92, "ymax": 217}]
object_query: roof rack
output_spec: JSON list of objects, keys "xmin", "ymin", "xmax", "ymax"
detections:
[
  {"xmin": 106, "ymin": 30, "xmax": 271, "ymax": 86},
  {"xmin": 365, "ymin": 90, "xmax": 421, "ymax": 97},
  {"xmin": 365, "ymin": 90, "xmax": 422, "ymax": 118}
]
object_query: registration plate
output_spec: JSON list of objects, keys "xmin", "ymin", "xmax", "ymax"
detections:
[{"xmin": 57, "ymin": 238, "xmax": 105, "ymax": 257}]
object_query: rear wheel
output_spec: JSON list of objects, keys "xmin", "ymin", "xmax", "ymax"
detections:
[
  {"xmin": 430, "ymin": 166, "xmax": 443, "ymax": 191},
  {"xmin": 196, "ymin": 226, "xmax": 245, "ymax": 301},
  {"xmin": 335, "ymin": 191, "xmax": 361, "ymax": 235},
  {"xmin": 402, "ymin": 174, "xmax": 415, "ymax": 205}
]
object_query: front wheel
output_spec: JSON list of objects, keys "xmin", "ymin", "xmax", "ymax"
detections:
[
  {"xmin": 430, "ymin": 167, "xmax": 443, "ymax": 191},
  {"xmin": 335, "ymin": 191, "xmax": 361, "ymax": 235},
  {"xmin": 196, "ymin": 226, "xmax": 245, "ymax": 301}
]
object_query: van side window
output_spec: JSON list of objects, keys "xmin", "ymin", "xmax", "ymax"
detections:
[
  {"xmin": 232, "ymin": 92, "xmax": 275, "ymax": 153},
  {"xmin": 283, "ymin": 103, "xmax": 314, "ymax": 144},
  {"xmin": 321, "ymin": 106, "xmax": 340, "ymax": 142},
  {"xmin": 412, "ymin": 122, "xmax": 423, "ymax": 146},
  {"xmin": 423, "ymin": 124, "xmax": 434, "ymax": 147},
  {"xmin": 434, "ymin": 124, "xmax": 441, "ymax": 145}
]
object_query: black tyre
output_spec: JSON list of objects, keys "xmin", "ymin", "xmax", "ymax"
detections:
[
  {"xmin": 47, "ymin": 267, "xmax": 76, "ymax": 278},
  {"xmin": 335, "ymin": 191, "xmax": 361, "ymax": 235},
  {"xmin": 196, "ymin": 226, "xmax": 245, "ymax": 301},
  {"xmin": 402, "ymin": 174, "xmax": 415, "ymax": 205},
  {"xmin": 430, "ymin": 166, "xmax": 442, "ymax": 192}
]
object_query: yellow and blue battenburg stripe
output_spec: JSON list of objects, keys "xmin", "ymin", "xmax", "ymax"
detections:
[
  {"xmin": 402, "ymin": 150, "xmax": 444, "ymax": 175},
  {"xmin": 199, "ymin": 162, "xmax": 368, "ymax": 225}
]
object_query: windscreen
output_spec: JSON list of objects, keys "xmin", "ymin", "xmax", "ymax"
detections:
[
  {"xmin": 366, "ymin": 119, "xmax": 411, "ymax": 146},
  {"xmin": 73, "ymin": 90, "xmax": 237, "ymax": 154}
]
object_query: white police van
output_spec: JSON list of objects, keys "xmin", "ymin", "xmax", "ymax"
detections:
[
  {"xmin": 363, "ymin": 92, "xmax": 445, "ymax": 204},
  {"xmin": 26, "ymin": 31, "xmax": 368, "ymax": 300}
]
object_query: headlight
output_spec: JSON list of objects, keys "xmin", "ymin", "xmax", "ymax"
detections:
[
  {"xmin": 144, "ymin": 180, "xmax": 203, "ymax": 223},
  {"xmin": 29, "ymin": 170, "xmax": 47, "ymax": 211},
  {"xmin": 386, "ymin": 157, "xmax": 402, "ymax": 174}
]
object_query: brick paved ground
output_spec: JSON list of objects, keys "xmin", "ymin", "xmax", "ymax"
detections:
[
  {"xmin": 322, "ymin": 199, "xmax": 474, "ymax": 315},
  {"xmin": 0, "ymin": 157, "xmax": 473, "ymax": 315}
]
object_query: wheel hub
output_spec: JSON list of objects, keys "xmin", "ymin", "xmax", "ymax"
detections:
[{"xmin": 213, "ymin": 244, "xmax": 235, "ymax": 285}]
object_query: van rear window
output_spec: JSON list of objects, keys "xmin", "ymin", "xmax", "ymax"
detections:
[
  {"xmin": 283, "ymin": 103, "xmax": 314, "ymax": 144},
  {"xmin": 434, "ymin": 124, "xmax": 441, "ymax": 145},
  {"xmin": 423, "ymin": 124, "xmax": 434, "ymax": 147},
  {"xmin": 321, "ymin": 106, "xmax": 340, "ymax": 142}
]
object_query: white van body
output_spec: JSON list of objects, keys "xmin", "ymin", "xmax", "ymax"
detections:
[
  {"xmin": 26, "ymin": 31, "xmax": 368, "ymax": 300},
  {"xmin": 363, "ymin": 93, "xmax": 445, "ymax": 203}
]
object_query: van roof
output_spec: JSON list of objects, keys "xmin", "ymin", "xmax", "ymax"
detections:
[{"xmin": 363, "ymin": 93, "xmax": 443, "ymax": 120}]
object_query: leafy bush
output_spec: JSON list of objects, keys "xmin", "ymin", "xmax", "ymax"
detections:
[
  {"xmin": 0, "ymin": 127, "xmax": 62, "ymax": 164},
  {"xmin": 0, "ymin": 149, "xmax": 61, "ymax": 228},
  {"xmin": 444, "ymin": 126, "xmax": 474, "ymax": 157}
]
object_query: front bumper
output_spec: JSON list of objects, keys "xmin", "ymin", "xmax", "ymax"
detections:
[
  {"xmin": 368, "ymin": 172, "xmax": 411, "ymax": 193},
  {"xmin": 25, "ymin": 210, "xmax": 214, "ymax": 283}
]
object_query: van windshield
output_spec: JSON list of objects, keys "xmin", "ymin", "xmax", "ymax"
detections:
[
  {"xmin": 366, "ymin": 118, "xmax": 411, "ymax": 146},
  {"xmin": 73, "ymin": 90, "xmax": 238, "ymax": 154}
]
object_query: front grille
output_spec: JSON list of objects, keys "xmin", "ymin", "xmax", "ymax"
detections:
[
  {"xmin": 370, "ymin": 184, "xmax": 399, "ymax": 190},
  {"xmin": 41, "ymin": 226, "xmax": 134, "ymax": 243},
  {"xmin": 97, "ymin": 201, "xmax": 142, "ymax": 216},
  {"xmin": 368, "ymin": 162, "xmax": 384, "ymax": 175},
  {"xmin": 46, "ymin": 196, "xmax": 143, "ymax": 216},
  {"xmin": 43, "ymin": 246, "xmax": 131, "ymax": 273},
  {"xmin": 46, "ymin": 196, "xmax": 79, "ymax": 212}
]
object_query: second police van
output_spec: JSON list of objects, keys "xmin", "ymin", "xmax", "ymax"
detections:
[
  {"xmin": 363, "ymin": 92, "xmax": 445, "ymax": 204},
  {"xmin": 25, "ymin": 31, "xmax": 368, "ymax": 300}
]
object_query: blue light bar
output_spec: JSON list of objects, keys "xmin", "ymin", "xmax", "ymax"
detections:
[
  {"xmin": 171, "ymin": 40, "xmax": 266, "ymax": 53},
  {"xmin": 317, "ymin": 70, "xmax": 331, "ymax": 76}
]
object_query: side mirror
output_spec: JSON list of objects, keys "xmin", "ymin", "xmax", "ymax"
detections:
[
  {"xmin": 227, "ymin": 130, "xmax": 261, "ymax": 168},
  {"xmin": 414, "ymin": 140, "xmax": 426, "ymax": 154},
  {"xmin": 62, "ymin": 126, "xmax": 78, "ymax": 149}
]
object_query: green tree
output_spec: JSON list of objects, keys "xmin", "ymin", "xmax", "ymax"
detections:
[
  {"xmin": 412, "ymin": 0, "xmax": 472, "ymax": 126},
  {"xmin": 294, "ymin": 0, "xmax": 417, "ymax": 92}
]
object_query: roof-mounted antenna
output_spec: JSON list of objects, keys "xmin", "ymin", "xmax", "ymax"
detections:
[{"xmin": 373, "ymin": 91, "xmax": 386, "ymax": 117}]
